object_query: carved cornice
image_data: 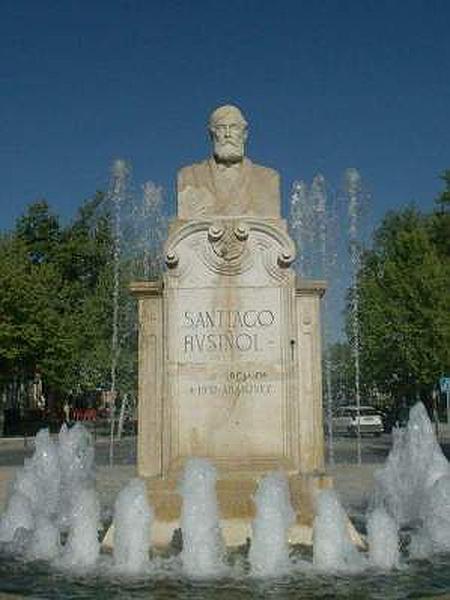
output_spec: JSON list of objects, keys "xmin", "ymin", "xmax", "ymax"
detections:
[
  {"xmin": 164, "ymin": 218, "xmax": 296, "ymax": 283},
  {"xmin": 295, "ymin": 278, "xmax": 327, "ymax": 298},
  {"xmin": 129, "ymin": 280, "xmax": 163, "ymax": 297}
]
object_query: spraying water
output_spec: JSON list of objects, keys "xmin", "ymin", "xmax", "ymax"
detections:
[
  {"xmin": 0, "ymin": 423, "xmax": 96, "ymax": 559},
  {"xmin": 0, "ymin": 492, "xmax": 34, "ymax": 543},
  {"xmin": 289, "ymin": 179, "xmax": 312, "ymax": 276},
  {"xmin": 58, "ymin": 487, "xmax": 100, "ymax": 569},
  {"xmin": 366, "ymin": 507, "xmax": 399, "ymax": 569},
  {"xmin": 311, "ymin": 174, "xmax": 337, "ymax": 466},
  {"xmin": 289, "ymin": 173, "xmax": 354, "ymax": 465},
  {"xmin": 14, "ymin": 428, "xmax": 60, "ymax": 519},
  {"xmin": 28, "ymin": 515, "xmax": 60, "ymax": 561},
  {"xmin": 249, "ymin": 471, "xmax": 295, "ymax": 576},
  {"xmin": 313, "ymin": 489, "xmax": 364, "ymax": 572},
  {"xmin": 58, "ymin": 423, "xmax": 96, "ymax": 529},
  {"xmin": 374, "ymin": 402, "xmax": 448, "ymax": 526},
  {"xmin": 113, "ymin": 478, "xmax": 153, "ymax": 574},
  {"xmin": 108, "ymin": 158, "xmax": 131, "ymax": 467},
  {"xmin": 420, "ymin": 474, "xmax": 450, "ymax": 553},
  {"xmin": 179, "ymin": 458, "xmax": 226, "ymax": 577},
  {"xmin": 127, "ymin": 180, "xmax": 167, "ymax": 280},
  {"xmin": 373, "ymin": 402, "xmax": 450, "ymax": 559},
  {"xmin": 345, "ymin": 168, "xmax": 364, "ymax": 465}
]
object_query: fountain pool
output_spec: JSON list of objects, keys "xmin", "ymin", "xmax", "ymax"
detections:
[
  {"xmin": 1, "ymin": 552, "xmax": 450, "ymax": 599},
  {"xmin": 1, "ymin": 403, "xmax": 450, "ymax": 599}
]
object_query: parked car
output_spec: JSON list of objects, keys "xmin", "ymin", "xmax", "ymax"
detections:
[{"xmin": 332, "ymin": 405, "xmax": 384, "ymax": 436}]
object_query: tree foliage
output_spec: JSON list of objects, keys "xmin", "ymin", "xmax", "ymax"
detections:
[
  {"xmin": 354, "ymin": 202, "xmax": 450, "ymax": 401},
  {"xmin": 435, "ymin": 170, "xmax": 450, "ymax": 212},
  {"xmin": 0, "ymin": 195, "xmax": 138, "ymax": 410}
]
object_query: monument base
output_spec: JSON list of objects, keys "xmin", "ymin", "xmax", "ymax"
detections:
[{"xmin": 102, "ymin": 471, "xmax": 362, "ymax": 551}]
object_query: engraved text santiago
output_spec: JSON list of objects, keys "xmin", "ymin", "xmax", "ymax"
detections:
[{"xmin": 182, "ymin": 309, "xmax": 276, "ymax": 354}]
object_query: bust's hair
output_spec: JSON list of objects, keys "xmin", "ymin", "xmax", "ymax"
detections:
[{"xmin": 208, "ymin": 105, "xmax": 248, "ymax": 130}]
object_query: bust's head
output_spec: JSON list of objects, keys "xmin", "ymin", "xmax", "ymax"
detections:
[{"xmin": 208, "ymin": 105, "xmax": 248, "ymax": 165}]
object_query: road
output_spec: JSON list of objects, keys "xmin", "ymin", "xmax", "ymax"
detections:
[
  {"xmin": 2, "ymin": 431, "xmax": 450, "ymax": 470},
  {"xmin": 0, "ymin": 435, "xmax": 137, "ymax": 468},
  {"xmin": 326, "ymin": 433, "xmax": 393, "ymax": 465}
]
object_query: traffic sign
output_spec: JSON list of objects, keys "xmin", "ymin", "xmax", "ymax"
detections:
[{"xmin": 440, "ymin": 377, "xmax": 450, "ymax": 393}]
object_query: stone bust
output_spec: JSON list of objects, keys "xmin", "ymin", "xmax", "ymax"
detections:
[{"xmin": 177, "ymin": 105, "xmax": 281, "ymax": 219}]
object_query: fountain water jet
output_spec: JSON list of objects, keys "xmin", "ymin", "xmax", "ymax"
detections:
[
  {"xmin": 0, "ymin": 492, "xmax": 34, "ymax": 543},
  {"xmin": 58, "ymin": 487, "xmax": 100, "ymax": 570},
  {"xmin": 374, "ymin": 402, "xmax": 449, "ymax": 526},
  {"xmin": 249, "ymin": 471, "xmax": 295, "ymax": 576},
  {"xmin": 366, "ymin": 507, "xmax": 399, "ymax": 569},
  {"xmin": 14, "ymin": 428, "xmax": 60, "ymax": 519},
  {"xmin": 179, "ymin": 458, "xmax": 226, "ymax": 577},
  {"xmin": 313, "ymin": 489, "xmax": 364, "ymax": 572},
  {"xmin": 0, "ymin": 413, "xmax": 450, "ymax": 596},
  {"xmin": 373, "ymin": 402, "xmax": 450, "ymax": 560},
  {"xmin": 113, "ymin": 478, "xmax": 153, "ymax": 574},
  {"xmin": 28, "ymin": 515, "xmax": 60, "ymax": 561}
]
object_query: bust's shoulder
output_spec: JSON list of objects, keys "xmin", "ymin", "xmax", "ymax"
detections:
[
  {"xmin": 246, "ymin": 159, "xmax": 280, "ymax": 183},
  {"xmin": 246, "ymin": 158, "xmax": 278, "ymax": 177},
  {"xmin": 178, "ymin": 159, "xmax": 210, "ymax": 182}
]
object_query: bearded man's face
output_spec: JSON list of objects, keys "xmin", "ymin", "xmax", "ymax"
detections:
[{"xmin": 210, "ymin": 117, "xmax": 247, "ymax": 164}]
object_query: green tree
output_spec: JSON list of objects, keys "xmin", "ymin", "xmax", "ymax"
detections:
[
  {"xmin": 15, "ymin": 200, "xmax": 61, "ymax": 264},
  {"xmin": 355, "ymin": 206, "xmax": 450, "ymax": 404},
  {"xmin": 0, "ymin": 191, "xmax": 148, "ymax": 414},
  {"xmin": 0, "ymin": 233, "xmax": 69, "ymax": 401},
  {"xmin": 435, "ymin": 170, "xmax": 450, "ymax": 212},
  {"xmin": 0, "ymin": 197, "xmax": 117, "ymax": 409}
]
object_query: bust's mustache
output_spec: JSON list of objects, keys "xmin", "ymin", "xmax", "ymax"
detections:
[{"xmin": 217, "ymin": 140, "xmax": 240, "ymax": 148}]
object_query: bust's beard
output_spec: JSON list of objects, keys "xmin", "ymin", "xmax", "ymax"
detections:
[{"xmin": 213, "ymin": 142, "xmax": 245, "ymax": 165}]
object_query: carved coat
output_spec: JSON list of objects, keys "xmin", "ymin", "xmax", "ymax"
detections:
[{"xmin": 177, "ymin": 157, "xmax": 280, "ymax": 219}]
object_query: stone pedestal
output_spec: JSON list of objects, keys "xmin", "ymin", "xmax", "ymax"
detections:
[{"xmin": 128, "ymin": 217, "xmax": 330, "ymax": 547}]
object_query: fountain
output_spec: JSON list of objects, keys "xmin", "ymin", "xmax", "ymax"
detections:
[
  {"xmin": 0, "ymin": 404, "xmax": 450, "ymax": 598},
  {"xmin": 313, "ymin": 488, "xmax": 364, "ymax": 572},
  {"xmin": 373, "ymin": 402, "xmax": 450, "ymax": 557},
  {"xmin": 366, "ymin": 507, "xmax": 399, "ymax": 569},
  {"xmin": 248, "ymin": 471, "xmax": 295, "ymax": 576},
  {"xmin": 0, "ymin": 401, "xmax": 449, "ymax": 595},
  {"xmin": 57, "ymin": 487, "xmax": 100, "ymax": 570},
  {"xmin": 179, "ymin": 458, "xmax": 226, "ymax": 577},
  {"xmin": 1, "ymin": 106, "xmax": 450, "ymax": 597},
  {"xmin": 289, "ymin": 169, "xmax": 370, "ymax": 467},
  {"xmin": 113, "ymin": 478, "xmax": 153, "ymax": 574}
]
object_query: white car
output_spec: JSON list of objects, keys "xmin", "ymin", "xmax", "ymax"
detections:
[{"xmin": 332, "ymin": 406, "xmax": 384, "ymax": 436}]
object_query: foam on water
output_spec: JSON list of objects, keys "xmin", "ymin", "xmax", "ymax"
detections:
[
  {"xmin": 366, "ymin": 507, "xmax": 399, "ymax": 569},
  {"xmin": 113, "ymin": 478, "xmax": 153, "ymax": 574},
  {"xmin": 249, "ymin": 471, "xmax": 295, "ymax": 576},
  {"xmin": 179, "ymin": 458, "xmax": 226, "ymax": 577},
  {"xmin": 313, "ymin": 489, "xmax": 364, "ymax": 572}
]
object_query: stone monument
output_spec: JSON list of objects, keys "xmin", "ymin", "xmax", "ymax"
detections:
[{"xmin": 129, "ymin": 105, "xmax": 331, "ymax": 547}]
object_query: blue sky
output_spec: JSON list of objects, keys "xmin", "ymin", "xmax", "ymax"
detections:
[{"xmin": 1, "ymin": 0, "xmax": 449, "ymax": 233}]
